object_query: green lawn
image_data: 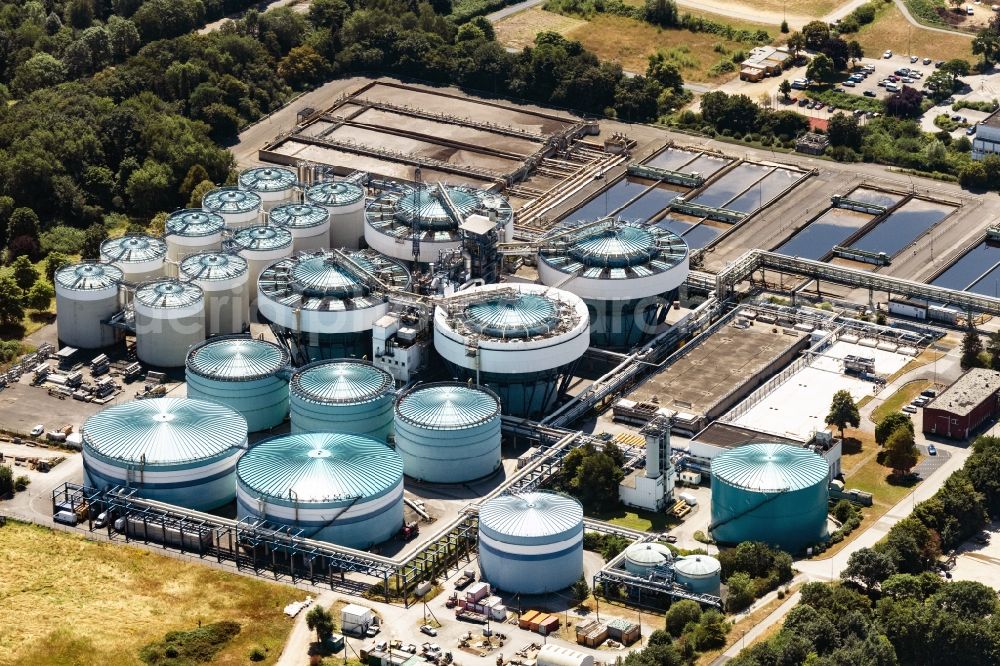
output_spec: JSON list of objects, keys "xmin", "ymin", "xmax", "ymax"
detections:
[
  {"xmin": 871, "ymin": 379, "xmax": 932, "ymax": 423},
  {"xmin": 590, "ymin": 504, "xmax": 676, "ymax": 532},
  {"xmin": 845, "ymin": 454, "xmax": 921, "ymax": 507}
]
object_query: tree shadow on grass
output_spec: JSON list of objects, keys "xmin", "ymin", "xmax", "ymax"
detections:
[{"xmin": 842, "ymin": 437, "xmax": 864, "ymax": 455}]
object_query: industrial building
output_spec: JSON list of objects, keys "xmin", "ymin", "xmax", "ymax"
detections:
[
  {"xmin": 709, "ymin": 443, "xmax": 830, "ymax": 553},
  {"xmin": 81, "ymin": 397, "xmax": 247, "ymax": 511},
  {"xmin": 185, "ymin": 336, "xmax": 291, "ymax": 433},
  {"xmin": 923, "ymin": 368, "xmax": 1000, "ymax": 439},
  {"xmin": 163, "ymin": 209, "xmax": 224, "ymax": 277},
  {"xmin": 289, "ymin": 359, "xmax": 395, "ymax": 440},
  {"xmin": 393, "ymin": 382, "xmax": 502, "ymax": 483},
  {"xmin": 619, "ymin": 415, "xmax": 675, "ymax": 511},
  {"xmin": 538, "ymin": 218, "xmax": 688, "ymax": 349},
  {"xmin": 235, "ymin": 432, "xmax": 404, "ymax": 548},
  {"xmin": 478, "ymin": 491, "xmax": 584, "ymax": 594},
  {"xmin": 100, "ymin": 234, "xmax": 167, "ymax": 284},
  {"xmin": 54, "ymin": 262, "xmax": 123, "ymax": 349},
  {"xmin": 132, "ymin": 278, "xmax": 206, "ymax": 368},
  {"xmin": 972, "ymin": 108, "xmax": 1000, "ymax": 161},
  {"xmin": 433, "ymin": 283, "xmax": 590, "ymax": 418}
]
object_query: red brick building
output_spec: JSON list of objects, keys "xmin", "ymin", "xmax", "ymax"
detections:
[{"xmin": 922, "ymin": 368, "xmax": 1000, "ymax": 440}]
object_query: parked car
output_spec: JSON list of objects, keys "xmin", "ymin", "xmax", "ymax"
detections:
[
  {"xmin": 935, "ymin": 60, "xmax": 945, "ymax": 68},
  {"xmin": 886, "ymin": 83, "xmax": 900, "ymax": 92},
  {"xmin": 951, "ymin": 113, "xmax": 962, "ymax": 121},
  {"xmin": 902, "ymin": 77, "xmax": 914, "ymax": 84},
  {"xmin": 877, "ymin": 79, "xmax": 888, "ymax": 87},
  {"xmin": 30, "ymin": 424, "xmax": 44, "ymax": 436},
  {"xmin": 93, "ymin": 511, "xmax": 109, "ymax": 528},
  {"xmin": 921, "ymin": 389, "xmax": 938, "ymax": 398},
  {"xmin": 844, "ymin": 80, "xmax": 857, "ymax": 87},
  {"xmin": 864, "ymin": 90, "xmax": 878, "ymax": 97},
  {"xmin": 923, "ymin": 57, "xmax": 932, "ymax": 65},
  {"xmin": 967, "ymin": 124, "xmax": 978, "ymax": 135},
  {"xmin": 910, "ymin": 55, "xmax": 919, "ymax": 63},
  {"xmin": 420, "ymin": 625, "xmax": 437, "ymax": 637},
  {"xmin": 815, "ymin": 101, "xmax": 825, "ymax": 109},
  {"xmin": 798, "ymin": 98, "xmax": 810, "ymax": 106},
  {"xmin": 927, "ymin": 444, "xmax": 937, "ymax": 456},
  {"xmin": 889, "ymin": 75, "xmax": 900, "ymax": 82},
  {"xmin": 884, "ymin": 50, "xmax": 893, "ymax": 58},
  {"xmin": 902, "ymin": 405, "xmax": 918, "ymax": 413}
]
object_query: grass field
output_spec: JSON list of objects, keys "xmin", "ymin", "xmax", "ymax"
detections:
[
  {"xmin": 852, "ymin": 2, "xmax": 973, "ymax": 63},
  {"xmin": 0, "ymin": 521, "xmax": 300, "ymax": 666},
  {"xmin": 592, "ymin": 503, "xmax": 676, "ymax": 531},
  {"xmin": 871, "ymin": 379, "xmax": 932, "ymax": 423}
]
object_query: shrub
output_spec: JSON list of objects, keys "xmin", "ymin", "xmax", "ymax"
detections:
[
  {"xmin": 249, "ymin": 646, "xmax": 267, "ymax": 661},
  {"xmin": 13, "ymin": 475, "xmax": 30, "ymax": 492}
]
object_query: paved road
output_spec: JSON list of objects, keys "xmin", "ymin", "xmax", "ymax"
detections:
[
  {"xmin": 891, "ymin": 0, "xmax": 974, "ymax": 38},
  {"xmin": 487, "ymin": 0, "xmax": 544, "ymax": 23}
]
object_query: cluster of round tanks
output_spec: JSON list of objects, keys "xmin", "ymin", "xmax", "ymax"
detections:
[
  {"xmin": 185, "ymin": 336, "xmax": 291, "ymax": 433},
  {"xmin": 710, "ymin": 443, "xmax": 830, "ymax": 553},
  {"xmin": 100, "ymin": 234, "xmax": 166, "ymax": 284},
  {"xmin": 178, "ymin": 252, "xmax": 250, "ymax": 336},
  {"xmin": 54, "ymin": 262, "xmax": 123, "ymax": 349},
  {"xmin": 164, "ymin": 209, "xmax": 224, "ymax": 277},
  {"xmin": 394, "ymin": 382, "xmax": 501, "ymax": 484},
  {"xmin": 305, "ymin": 180, "xmax": 365, "ymax": 249},
  {"xmin": 478, "ymin": 491, "xmax": 584, "ymax": 594},
  {"xmin": 202, "ymin": 187, "xmax": 262, "ymax": 229},
  {"xmin": 82, "ymin": 397, "xmax": 247, "ymax": 511},
  {"xmin": 133, "ymin": 278, "xmax": 205, "ymax": 368},
  {"xmin": 236, "ymin": 432, "xmax": 403, "ymax": 549},
  {"xmin": 289, "ymin": 360, "xmax": 394, "ymax": 441}
]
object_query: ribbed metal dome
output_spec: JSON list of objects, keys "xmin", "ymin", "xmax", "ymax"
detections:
[
  {"xmin": 396, "ymin": 382, "xmax": 500, "ymax": 429},
  {"xmin": 179, "ymin": 252, "xmax": 248, "ymax": 281},
  {"xmin": 624, "ymin": 542, "xmax": 673, "ymax": 565},
  {"xmin": 237, "ymin": 432, "xmax": 402, "ymax": 502},
  {"xmin": 55, "ymin": 262, "xmax": 123, "ymax": 291},
  {"xmin": 291, "ymin": 254, "xmax": 373, "ymax": 298},
  {"xmin": 202, "ymin": 187, "xmax": 262, "ymax": 213},
  {"xmin": 186, "ymin": 336, "xmax": 289, "ymax": 381},
  {"xmin": 366, "ymin": 186, "xmax": 513, "ymax": 241},
  {"xmin": 712, "ymin": 443, "xmax": 829, "ymax": 492},
  {"xmin": 259, "ymin": 250, "xmax": 409, "ymax": 303},
  {"xmin": 541, "ymin": 220, "xmax": 688, "ymax": 278},
  {"xmin": 305, "ymin": 181, "xmax": 364, "ymax": 206},
  {"xmin": 291, "ymin": 360, "xmax": 393, "ymax": 405},
  {"xmin": 100, "ymin": 235, "xmax": 167, "ymax": 263},
  {"xmin": 82, "ymin": 397, "xmax": 246, "ymax": 464},
  {"xmin": 463, "ymin": 293, "xmax": 560, "ymax": 338},
  {"xmin": 396, "ymin": 187, "xmax": 480, "ymax": 230},
  {"xmin": 238, "ymin": 167, "xmax": 296, "ymax": 192},
  {"xmin": 134, "ymin": 279, "xmax": 203, "ymax": 308},
  {"xmin": 231, "ymin": 225, "xmax": 293, "ymax": 251},
  {"xmin": 674, "ymin": 555, "xmax": 721, "ymax": 577},
  {"xmin": 165, "ymin": 209, "xmax": 225, "ymax": 237},
  {"xmin": 270, "ymin": 203, "xmax": 329, "ymax": 229},
  {"xmin": 479, "ymin": 492, "xmax": 583, "ymax": 538}
]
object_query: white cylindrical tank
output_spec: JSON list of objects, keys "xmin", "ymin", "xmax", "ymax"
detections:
[
  {"xmin": 479, "ymin": 491, "xmax": 584, "ymax": 594},
  {"xmin": 394, "ymin": 382, "xmax": 502, "ymax": 483},
  {"xmin": 82, "ymin": 397, "xmax": 247, "ymax": 511},
  {"xmin": 133, "ymin": 279, "xmax": 205, "ymax": 368},
  {"xmin": 100, "ymin": 235, "xmax": 167, "ymax": 284},
  {"xmin": 269, "ymin": 203, "xmax": 331, "ymax": 253},
  {"xmin": 238, "ymin": 166, "xmax": 296, "ymax": 210},
  {"xmin": 164, "ymin": 209, "xmax": 225, "ymax": 277},
  {"xmin": 672, "ymin": 555, "xmax": 722, "ymax": 597},
  {"xmin": 230, "ymin": 225, "xmax": 294, "ymax": 297},
  {"xmin": 202, "ymin": 187, "xmax": 262, "ymax": 229},
  {"xmin": 305, "ymin": 180, "xmax": 365, "ymax": 249},
  {"xmin": 178, "ymin": 252, "xmax": 249, "ymax": 336},
  {"xmin": 54, "ymin": 262, "xmax": 123, "ymax": 349},
  {"xmin": 289, "ymin": 359, "xmax": 394, "ymax": 440},
  {"xmin": 185, "ymin": 335, "xmax": 291, "ymax": 432},
  {"xmin": 622, "ymin": 542, "xmax": 674, "ymax": 577}
]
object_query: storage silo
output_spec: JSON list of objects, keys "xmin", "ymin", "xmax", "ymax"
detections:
[
  {"xmin": 258, "ymin": 249, "xmax": 410, "ymax": 362},
  {"xmin": 133, "ymin": 279, "xmax": 206, "ymax": 367},
  {"xmin": 236, "ymin": 432, "xmax": 404, "ymax": 548},
  {"xmin": 538, "ymin": 219, "xmax": 689, "ymax": 350},
  {"xmin": 289, "ymin": 359, "xmax": 394, "ymax": 439},
  {"xmin": 178, "ymin": 252, "xmax": 250, "ymax": 336},
  {"xmin": 54, "ymin": 262, "xmax": 123, "ymax": 349},
  {"xmin": 269, "ymin": 203, "xmax": 331, "ymax": 253},
  {"xmin": 100, "ymin": 234, "xmax": 167, "ymax": 284},
  {"xmin": 709, "ymin": 443, "xmax": 830, "ymax": 553},
  {"xmin": 202, "ymin": 187, "xmax": 262, "ymax": 229},
  {"xmin": 434, "ymin": 283, "xmax": 589, "ymax": 418},
  {"xmin": 622, "ymin": 542, "xmax": 674, "ymax": 577},
  {"xmin": 672, "ymin": 556, "xmax": 722, "ymax": 597},
  {"xmin": 394, "ymin": 382, "xmax": 502, "ymax": 483},
  {"xmin": 185, "ymin": 335, "xmax": 291, "ymax": 432},
  {"xmin": 82, "ymin": 397, "xmax": 247, "ymax": 511},
  {"xmin": 478, "ymin": 491, "xmax": 584, "ymax": 594},
  {"xmin": 365, "ymin": 184, "xmax": 513, "ymax": 264},
  {"xmin": 164, "ymin": 209, "xmax": 224, "ymax": 277},
  {"xmin": 238, "ymin": 166, "xmax": 296, "ymax": 210},
  {"xmin": 305, "ymin": 180, "xmax": 365, "ymax": 249},
  {"xmin": 231, "ymin": 224, "xmax": 294, "ymax": 294}
]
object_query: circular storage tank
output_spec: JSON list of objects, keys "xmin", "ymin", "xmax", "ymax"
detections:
[
  {"xmin": 236, "ymin": 432, "xmax": 403, "ymax": 548},
  {"xmin": 164, "ymin": 209, "xmax": 224, "ymax": 277},
  {"xmin": 305, "ymin": 180, "xmax": 365, "ymax": 249},
  {"xmin": 365, "ymin": 185, "xmax": 513, "ymax": 264},
  {"xmin": 82, "ymin": 397, "xmax": 247, "ymax": 511},
  {"xmin": 672, "ymin": 556, "xmax": 722, "ymax": 597},
  {"xmin": 258, "ymin": 249, "xmax": 410, "ymax": 362},
  {"xmin": 478, "ymin": 491, "xmax": 583, "ymax": 594},
  {"xmin": 269, "ymin": 203, "xmax": 331, "ymax": 253},
  {"xmin": 538, "ymin": 220, "xmax": 689, "ymax": 350},
  {"xmin": 710, "ymin": 443, "xmax": 830, "ymax": 553},
  {"xmin": 434, "ymin": 283, "xmax": 589, "ymax": 418},
  {"xmin": 231, "ymin": 224, "xmax": 294, "ymax": 296},
  {"xmin": 202, "ymin": 187, "xmax": 262, "ymax": 230},
  {"xmin": 54, "ymin": 262, "xmax": 123, "ymax": 349},
  {"xmin": 622, "ymin": 542, "xmax": 674, "ymax": 577},
  {"xmin": 394, "ymin": 382, "xmax": 501, "ymax": 483},
  {"xmin": 289, "ymin": 360, "xmax": 394, "ymax": 440},
  {"xmin": 133, "ymin": 279, "xmax": 205, "ymax": 367},
  {"xmin": 100, "ymin": 234, "xmax": 167, "ymax": 284},
  {"xmin": 238, "ymin": 166, "xmax": 296, "ymax": 210},
  {"xmin": 178, "ymin": 252, "xmax": 250, "ymax": 336},
  {"xmin": 185, "ymin": 335, "xmax": 291, "ymax": 433}
]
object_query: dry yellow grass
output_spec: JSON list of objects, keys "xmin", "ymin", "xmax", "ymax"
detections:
[
  {"xmin": 0, "ymin": 521, "xmax": 300, "ymax": 666},
  {"xmin": 493, "ymin": 7, "xmax": 587, "ymax": 50},
  {"xmin": 853, "ymin": 3, "xmax": 973, "ymax": 63}
]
